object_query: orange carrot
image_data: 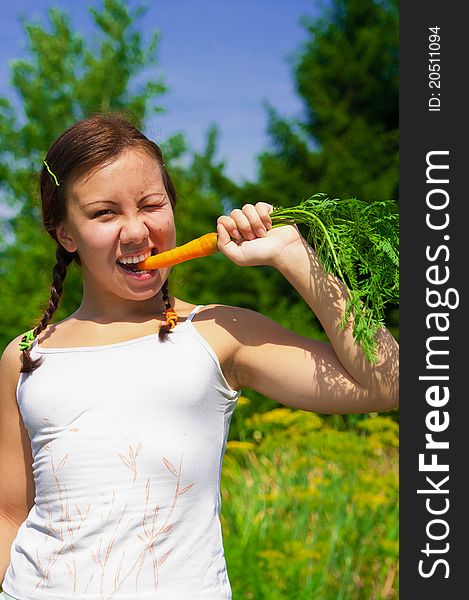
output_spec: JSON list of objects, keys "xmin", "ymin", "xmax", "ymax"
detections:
[{"xmin": 137, "ymin": 232, "xmax": 218, "ymax": 270}]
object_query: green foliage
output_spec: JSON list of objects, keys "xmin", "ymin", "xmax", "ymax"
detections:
[
  {"xmin": 222, "ymin": 404, "xmax": 399, "ymax": 599},
  {"xmin": 0, "ymin": 0, "xmax": 399, "ymax": 356},
  {"xmin": 0, "ymin": 0, "xmax": 314, "ymax": 358},
  {"xmin": 209, "ymin": 0, "xmax": 399, "ymax": 210},
  {"xmin": 0, "ymin": 0, "xmax": 173, "ymax": 348},
  {"xmin": 0, "ymin": 0, "xmax": 223, "ymax": 348},
  {"xmin": 0, "ymin": 4, "xmax": 399, "ymax": 597},
  {"xmin": 271, "ymin": 194, "xmax": 399, "ymax": 362},
  {"xmin": 194, "ymin": 0, "xmax": 400, "ymax": 368},
  {"xmin": 281, "ymin": 0, "xmax": 399, "ymax": 202}
]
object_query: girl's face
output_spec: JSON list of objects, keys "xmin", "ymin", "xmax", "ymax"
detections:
[{"xmin": 56, "ymin": 148, "xmax": 176, "ymax": 306}]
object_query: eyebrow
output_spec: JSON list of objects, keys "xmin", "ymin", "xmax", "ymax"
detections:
[{"xmin": 84, "ymin": 193, "xmax": 166, "ymax": 208}]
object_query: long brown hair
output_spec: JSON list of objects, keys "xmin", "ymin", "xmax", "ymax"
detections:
[{"xmin": 21, "ymin": 111, "xmax": 179, "ymax": 373}]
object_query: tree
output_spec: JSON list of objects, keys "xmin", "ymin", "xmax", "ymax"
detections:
[
  {"xmin": 194, "ymin": 0, "xmax": 400, "ymax": 396},
  {"xmin": 0, "ymin": 0, "xmax": 399, "ymax": 403},
  {"xmin": 0, "ymin": 0, "xmax": 182, "ymax": 348},
  {"xmin": 0, "ymin": 0, "xmax": 291, "ymax": 359},
  {"xmin": 237, "ymin": 0, "xmax": 399, "ymax": 207}
]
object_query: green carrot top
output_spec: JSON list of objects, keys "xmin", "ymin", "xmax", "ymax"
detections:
[{"xmin": 269, "ymin": 194, "xmax": 399, "ymax": 364}]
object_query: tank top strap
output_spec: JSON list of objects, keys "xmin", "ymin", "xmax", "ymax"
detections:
[{"xmin": 186, "ymin": 304, "xmax": 205, "ymax": 323}]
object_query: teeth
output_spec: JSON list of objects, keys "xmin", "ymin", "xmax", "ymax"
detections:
[{"xmin": 118, "ymin": 250, "xmax": 152, "ymax": 265}]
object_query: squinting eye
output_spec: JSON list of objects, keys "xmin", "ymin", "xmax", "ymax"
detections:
[
  {"xmin": 143, "ymin": 204, "xmax": 164, "ymax": 211},
  {"xmin": 94, "ymin": 209, "xmax": 114, "ymax": 218}
]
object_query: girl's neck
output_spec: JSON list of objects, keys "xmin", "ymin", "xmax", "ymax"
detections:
[{"xmin": 73, "ymin": 294, "xmax": 174, "ymax": 324}]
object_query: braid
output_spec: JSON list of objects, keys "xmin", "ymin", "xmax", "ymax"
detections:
[
  {"xmin": 20, "ymin": 245, "xmax": 74, "ymax": 373},
  {"xmin": 158, "ymin": 279, "xmax": 178, "ymax": 342}
]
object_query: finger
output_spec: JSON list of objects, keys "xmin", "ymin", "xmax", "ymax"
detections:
[
  {"xmin": 217, "ymin": 215, "xmax": 242, "ymax": 240},
  {"xmin": 230, "ymin": 208, "xmax": 256, "ymax": 240},
  {"xmin": 216, "ymin": 220, "xmax": 238, "ymax": 251},
  {"xmin": 240, "ymin": 204, "xmax": 268, "ymax": 238},
  {"xmin": 255, "ymin": 202, "xmax": 273, "ymax": 230}
]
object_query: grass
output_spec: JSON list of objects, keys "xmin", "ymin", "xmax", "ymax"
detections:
[
  {"xmin": 1, "ymin": 403, "xmax": 398, "ymax": 599},
  {"xmin": 221, "ymin": 400, "xmax": 399, "ymax": 599}
]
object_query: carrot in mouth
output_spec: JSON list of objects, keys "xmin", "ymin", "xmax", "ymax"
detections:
[
  {"xmin": 137, "ymin": 232, "xmax": 219, "ymax": 270},
  {"xmin": 136, "ymin": 194, "xmax": 399, "ymax": 364}
]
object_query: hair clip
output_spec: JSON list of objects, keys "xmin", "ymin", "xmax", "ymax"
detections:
[
  {"xmin": 44, "ymin": 160, "xmax": 60, "ymax": 187},
  {"xmin": 19, "ymin": 329, "xmax": 36, "ymax": 351}
]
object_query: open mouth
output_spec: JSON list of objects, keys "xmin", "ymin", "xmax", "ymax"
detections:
[{"xmin": 116, "ymin": 248, "xmax": 158, "ymax": 273}]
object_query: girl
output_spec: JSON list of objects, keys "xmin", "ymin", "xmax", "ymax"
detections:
[{"xmin": 0, "ymin": 112, "xmax": 398, "ymax": 599}]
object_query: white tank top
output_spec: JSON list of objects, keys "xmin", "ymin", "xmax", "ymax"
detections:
[{"xmin": 3, "ymin": 305, "xmax": 241, "ymax": 600}]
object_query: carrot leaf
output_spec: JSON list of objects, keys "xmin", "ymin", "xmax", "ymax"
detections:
[{"xmin": 270, "ymin": 193, "xmax": 399, "ymax": 363}]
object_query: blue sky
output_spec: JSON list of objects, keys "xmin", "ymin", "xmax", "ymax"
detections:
[{"xmin": 0, "ymin": 0, "xmax": 326, "ymax": 182}]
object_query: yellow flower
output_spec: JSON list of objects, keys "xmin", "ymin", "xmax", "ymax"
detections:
[
  {"xmin": 258, "ymin": 549, "xmax": 285, "ymax": 562},
  {"xmin": 352, "ymin": 491, "xmax": 389, "ymax": 510},
  {"xmin": 226, "ymin": 441, "xmax": 256, "ymax": 452}
]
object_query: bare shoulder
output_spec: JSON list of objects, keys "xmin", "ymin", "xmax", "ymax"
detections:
[
  {"xmin": 193, "ymin": 303, "xmax": 307, "ymax": 345},
  {"xmin": 190, "ymin": 303, "xmax": 257, "ymax": 342},
  {"xmin": 191, "ymin": 304, "xmax": 315, "ymax": 391},
  {"xmin": 189, "ymin": 303, "xmax": 244, "ymax": 350},
  {"xmin": 0, "ymin": 335, "xmax": 26, "ymax": 440},
  {"xmin": 189, "ymin": 304, "xmax": 249, "ymax": 391},
  {"xmin": 0, "ymin": 336, "xmax": 36, "ymax": 522},
  {"xmin": 0, "ymin": 334, "xmax": 24, "ymax": 395}
]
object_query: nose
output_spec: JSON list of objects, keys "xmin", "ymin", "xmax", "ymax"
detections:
[{"xmin": 119, "ymin": 214, "xmax": 150, "ymax": 246}]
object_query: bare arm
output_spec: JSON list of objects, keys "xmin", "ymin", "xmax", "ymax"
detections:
[
  {"xmin": 0, "ymin": 337, "xmax": 35, "ymax": 584},
  {"xmin": 217, "ymin": 203, "xmax": 399, "ymax": 414},
  {"xmin": 271, "ymin": 232, "xmax": 399, "ymax": 408}
]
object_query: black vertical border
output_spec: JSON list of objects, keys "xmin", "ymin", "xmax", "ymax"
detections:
[{"xmin": 400, "ymin": 2, "xmax": 467, "ymax": 597}]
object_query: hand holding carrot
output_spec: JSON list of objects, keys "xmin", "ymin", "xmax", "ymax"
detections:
[
  {"xmin": 137, "ymin": 194, "xmax": 399, "ymax": 363},
  {"xmin": 216, "ymin": 202, "xmax": 303, "ymax": 268},
  {"xmin": 137, "ymin": 202, "xmax": 303, "ymax": 272}
]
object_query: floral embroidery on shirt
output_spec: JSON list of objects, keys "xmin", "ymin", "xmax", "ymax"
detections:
[
  {"xmin": 101, "ymin": 451, "xmax": 194, "ymax": 598},
  {"xmin": 31, "ymin": 426, "xmax": 194, "ymax": 598},
  {"xmin": 118, "ymin": 442, "xmax": 142, "ymax": 485},
  {"xmin": 33, "ymin": 419, "xmax": 91, "ymax": 594}
]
